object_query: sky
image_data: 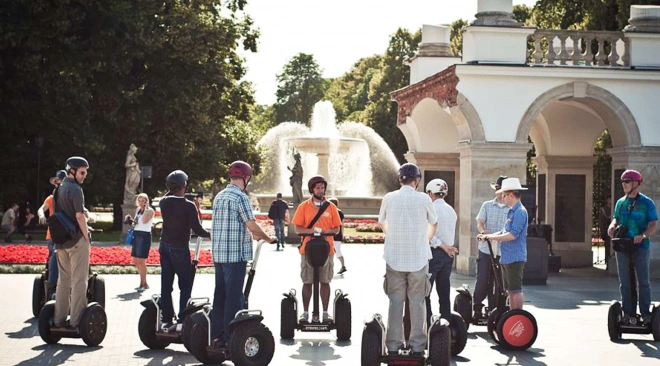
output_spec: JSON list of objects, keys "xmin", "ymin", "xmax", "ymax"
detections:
[{"xmin": 240, "ymin": 0, "xmax": 538, "ymax": 105}]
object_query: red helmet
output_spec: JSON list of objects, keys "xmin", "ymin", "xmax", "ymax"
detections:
[
  {"xmin": 228, "ymin": 161, "xmax": 253, "ymax": 178},
  {"xmin": 621, "ymin": 169, "xmax": 643, "ymax": 184},
  {"xmin": 308, "ymin": 175, "xmax": 327, "ymax": 194}
]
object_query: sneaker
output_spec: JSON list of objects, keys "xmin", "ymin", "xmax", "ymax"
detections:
[
  {"xmin": 299, "ymin": 312, "xmax": 309, "ymax": 324},
  {"xmin": 323, "ymin": 312, "xmax": 334, "ymax": 323},
  {"xmin": 338, "ymin": 267, "xmax": 347, "ymax": 274},
  {"xmin": 137, "ymin": 287, "xmax": 145, "ymax": 293},
  {"xmin": 642, "ymin": 315, "xmax": 652, "ymax": 326},
  {"xmin": 161, "ymin": 322, "xmax": 177, "ymax": 332}
]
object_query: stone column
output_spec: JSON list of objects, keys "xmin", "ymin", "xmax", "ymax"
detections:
[
  {"xmin": 536, "ymin": 155, "xmax": 597, "ymax": 268},
  {"xmin": 406, "ymin": 151, "xmax": 461, "ymax": 211},
  {"xmin": 455, "ymin": 141, "xmax": 530, "ymax": 275},
  {"xmin": 623, "ymin": 5, "xmax": 660, "ymax": 68},
  {"xmin": 609, "ymin": 146, "xmax": 660, "ymax": 278}
]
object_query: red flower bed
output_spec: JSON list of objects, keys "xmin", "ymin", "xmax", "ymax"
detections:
[{"xmin": 0, "ymin": 245, "xmax": 213, "ymax": 266}]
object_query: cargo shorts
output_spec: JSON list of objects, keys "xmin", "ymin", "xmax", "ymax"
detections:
[{"xmin": 300, "ymin": 254, "xmax": 334, "ymax": 284}]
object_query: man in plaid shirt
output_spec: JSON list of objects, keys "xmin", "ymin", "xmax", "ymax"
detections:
[{"xmin": 210, "ymin": 161, "xmax": 276, "ymax": 349}]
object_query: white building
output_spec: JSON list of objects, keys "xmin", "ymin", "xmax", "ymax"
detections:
[{"xmin": 391, "ymin": 1, "xmax": 660, "ymax": 277}]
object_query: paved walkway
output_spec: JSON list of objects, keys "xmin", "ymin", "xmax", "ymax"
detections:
[{"xmin": 1, "ymin": 243, "xmax": 659, "ymax": 365}]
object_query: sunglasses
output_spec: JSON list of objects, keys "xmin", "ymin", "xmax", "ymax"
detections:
[{"xmin": 621, "ymin": 179, "xmax": 633, "ymax": 184}]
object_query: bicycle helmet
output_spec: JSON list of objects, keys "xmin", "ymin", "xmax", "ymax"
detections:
[
  {"xmin": 398, "ymin": 163, "xmax": 421, "ymax": 180},
  {"xmin": 166, "ymin": 170, "xmax": 188, "ymax": 192},
  {"xmin": 621, "ymin": 169, "xmax": 643, "ymax": 184},
  {"xmin": 65, "ymin": 156, "xmax": 89, "ymax": 171},
  {"xmin": 228, "ymin": 161, "xmax": 253, "ymax": 178},
  {"xmin": 307, "ymin": 175, "xmax": 328, "ymax": 194},
  {"xmin": 426, "ymin": 178, "xmax": 448, "ymax": 195}
]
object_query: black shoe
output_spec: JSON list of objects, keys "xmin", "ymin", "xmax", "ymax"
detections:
[{"xmin": 338, "ymin": 267, "xmax": 347, "ymax": 274}]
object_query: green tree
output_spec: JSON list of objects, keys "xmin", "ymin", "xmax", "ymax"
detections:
[
  {"xmin": 324, "ymin": 55, "xmax": 383, "ymax": 122},
  {"xmin": 365, "ymin": 28, "xmax": 421, "ymax": 163},
  {"xmin": 274, "ymin": 53, "xmax": 326, "ymax": 125},
  {"xmin": 449, "ymin": 19, "xmax": 469, "ymax": 56},
  {"xmin": 0, "ymin": 0, "xmax": 261, "ymax": 227}
]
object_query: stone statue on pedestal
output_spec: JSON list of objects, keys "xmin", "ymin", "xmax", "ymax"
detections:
[
  {"xmin": 288, "ymin": 152, "xmax": 303, "ymax": 204},
  {"xmin": 124, "ymin": 143, "xmax": 141, "ymax": 204}
]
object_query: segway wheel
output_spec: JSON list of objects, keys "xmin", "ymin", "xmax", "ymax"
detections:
[
  {"xmin": 650, "ymin": 305, "xmax": 660, "ymax": 341},
  {"xmin": 229, "ymin": 321, "xmax": 275, "ymax": 366},
  {"xmin": 91, "ymin": 276, "xmax": 105, "ymax": 309},
  {"xmin": 32, "ymin": 275, "xmax": 46, "ymax": 318},
  {"xmin": 335, "ymin": 296, "xmax": 352, "ymax": 341},
  {"xmin": 38, "ymin": 301, "xmax": 61, "ymax": 344},
  {"xmin": 182, "ymin": 311, "xmax": 204, "ymax": 353},
  {"xmin": 138, "ymin": 306, "xmax": 171, "ymax": 349},
  {"xmin": 428, "ymin": 323, "xmax": 451, "ymax": 366},
  {"xmin": 80, "ymin": 303, "xmax": 107, "ymax": 346},
  {"xmin": 496, "ymin": 309, "xmax": 538, "ymax": 350},
  {"xmin": 607, "ymin": 302, "xmax": 622, "ymax": 341},
  {"xmin": 360, "ymin": 323, "xmax": 382, "ymax": 366},
  {"xmin": 453, "ymin": 292, "xmax": 472, "ymax": 329},
  {"xmin": 189, "ymin": 319, "xmax": 226, "ymax": 365},
  {"xmin": 280, "ymin": 297, "xmax": 296, "ymax": 340},
  {"xmin": 448, "ymin": 312, "xmax": 467, "ymax": 356},
  {"xmin": 487, "ymin": 306, "xmax": 508, "ymax": 345}
]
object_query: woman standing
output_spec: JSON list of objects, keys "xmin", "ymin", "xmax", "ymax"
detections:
[{"xmin": 128, "ymin": 193, "xmax": 154, "ymax": 292}]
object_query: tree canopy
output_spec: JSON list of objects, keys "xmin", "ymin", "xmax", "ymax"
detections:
[
  {"xmin": 0, "ymin": 0, "xmax": 262, "ymax": 226},
  {"xmin": 274, "ymin": 53, "xmax": 326, "ymax": 125}
]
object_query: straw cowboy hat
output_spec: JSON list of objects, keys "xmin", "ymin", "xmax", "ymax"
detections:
[
  {"xmin": 495, "ymin": 177, "xmax": 528, "ymax": 194},
  {"xmin": 490, "ymin": 175, "xmax": 508, "ymax": 190}
]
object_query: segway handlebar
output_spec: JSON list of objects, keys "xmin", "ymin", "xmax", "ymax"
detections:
[
  {"xmin": 192, "ymin": 236, "xmax": 204, "ymax": 262},
  {"xmin": 298, "ymin": 232, "xmax": 336, "ymax": 237}
]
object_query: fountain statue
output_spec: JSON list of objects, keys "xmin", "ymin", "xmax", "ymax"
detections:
[
  {"xmin": 254, "ymin": 101, "xmax": 400, "ymax": 214},
  {"xmin": 288, "ymin": 152, "xmax": 304, "ymax": 204}
]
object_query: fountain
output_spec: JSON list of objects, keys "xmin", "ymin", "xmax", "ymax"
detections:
[{"xmin": 254, "ymin": 101, "xmax": 401, "ymax": 214}]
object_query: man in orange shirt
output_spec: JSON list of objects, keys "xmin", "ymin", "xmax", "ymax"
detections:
[
  {"xmin": 292, "ymin": 175, "xmax": 341, "ymax": 323},
  {"xmin": 37, "ymin": 170, "xmax": 67, "ymax": 297}
]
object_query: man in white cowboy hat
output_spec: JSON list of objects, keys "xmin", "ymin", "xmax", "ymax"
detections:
[
  {"xmin": 477, "ymin": 177, "xmax": 528, "ymax": 310},
  {"xmin": 473, "ymin": 175, "xmax": 509, "ymax": 319}
]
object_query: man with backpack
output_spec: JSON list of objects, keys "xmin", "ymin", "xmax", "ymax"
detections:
[{"xmin": 268, "ymin": 193, "xmax": 289, "ymax": 250}]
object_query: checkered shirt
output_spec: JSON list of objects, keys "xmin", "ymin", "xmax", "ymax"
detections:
[
  {"xmin": 379, "ymin": 185, "xmax": 438, "ymax": 272},
  {"xmin": 211, "ymin": 184, "xmax": 255, "ymax": 263},
  {"xmin": 476, "ymin": 198, "xmax": 509, "ymax": 255}
]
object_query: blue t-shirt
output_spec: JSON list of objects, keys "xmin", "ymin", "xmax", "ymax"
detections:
[
  {"xmin": 499, "ymin": 201, "xmax": 528, "ymax": 265},
  {"xmin": 613, "ymin": 193, "xmax": 658, "ymax": 249}
]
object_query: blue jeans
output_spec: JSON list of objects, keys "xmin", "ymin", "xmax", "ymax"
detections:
[
  {"xmin": 47, "ymin": 240, "xmax": 59, "ymax": 287},
  {"xmin": 616, "ymin": 247, "xmax": 651, "ymax": 317},
  {"xmin": 159, "ymin": 242, "xmax": 192, "ymax": 322},
  {"xmin": 273, "ymin": 219, "xmax": 285, "ymax": 249},
  {"xmin": 426, "ymin": 248, "xmax": 454, "ymax": 324},
  {"xmin": 211, "ymin": 262, "xmax": 247, "ymax": 344}
]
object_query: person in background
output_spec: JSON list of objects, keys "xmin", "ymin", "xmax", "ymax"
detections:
[
  {"xmin": 2, "ymin": 203, "xmax": 19, "ymax": 243},
  {"xmin": 268, "ymin": 193, "xmax": 289, "ymax": 251},
  {"xmin": 125, "ymin": 193, "xmax": 154, "ymax": 292}
]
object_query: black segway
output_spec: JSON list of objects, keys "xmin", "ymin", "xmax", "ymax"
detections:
[
  {"xmin": 362, "ymin": 310, "xmax": 451, "ymax": 366},
  {"xmin": 280, "ymin": 232, "xmax": 352, "ymax": 341},
  {"xmin": 404, "ymin": 298, "xmax": 466, "ymax": 356},
  {"xmin": 138, "ymin": 236, "xmax": 209, "ymax": 352},
  {"xmin": 33, "ymin": 229, "xmax": 106, "ymax": 318},
  {"xmin": 478, "ymin": 238, "xmax": 538, "ymax": 350},
  {"xmin": 607, "ymin": 234, "xmax": 660, "ymax": 341},
  {"xmin": 453, "ymin": 252, "xmax": 506, "ymax": 330},
  {"xmin": 188, "ymin": 240, "xmax": 275, "ymax": 366}
]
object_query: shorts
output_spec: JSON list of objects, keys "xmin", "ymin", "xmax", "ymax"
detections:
[
  {"xmin": 131, "ymin": 231, "xmax": 152, "ymax": 259},
  {"xmin": 1, "ymin": 224, "xmax": 13, "ymax": 232},
  {"xmin": 501, "ymin": 261, "xmax": 525, "ymax": 293},
  {"xmin": 301, "ymin": 254, "xmax": 334, "ymax": 284},
  {"xmin": 334, "ymin": 241, "xmax": 343, "ymax": 258}
]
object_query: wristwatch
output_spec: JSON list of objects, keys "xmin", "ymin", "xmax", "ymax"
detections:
[{"xmin": 642, "ymin": 234, "xmax": 648, "ymax": 239}]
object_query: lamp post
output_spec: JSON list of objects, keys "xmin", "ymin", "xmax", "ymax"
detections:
[{"xmin": 35, "ymin": 135, "xmax": 44, "ymax": 205}]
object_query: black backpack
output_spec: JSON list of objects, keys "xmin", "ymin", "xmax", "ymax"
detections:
[{"xmin": 267, "ymin": 201, "xmax": 278, "ymax": 220}]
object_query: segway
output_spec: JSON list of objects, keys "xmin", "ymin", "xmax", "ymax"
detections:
[
  {"xmin": 362, "ymin": 310, "xmax": 451, "ymax": 366},
  {"xmin": 138, "ymin": 236, "xmax": 209, "ymax": 352},
  {"xmin": 479, "ymin": 238, "xmax": 538, "ymax": 350},
  {"xmin": 280, "ymin": 232, "xmax": 352, "ymax": 341},
  {"xmin": 33, "ymin": 229, "xmax": 106, "ymax": 318},
  {"xmin": 607, "ymin": 234, "xmax": 660, "ymax": 341},
  {"xmin": 188, "ymin": 239, "xmax": 275, "ymax": 366},
  {"xmin": 404, "ymin": 298, "xmax": 466, "ymax": 356},
  {"xmin": 453, "ymin": 252, "xmax": 506, "ymax": 330}
]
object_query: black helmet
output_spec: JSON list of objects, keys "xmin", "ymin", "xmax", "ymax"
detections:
[
  {"xmin": 166, "ymin": 170, "xmax": 188, "ymax": 191},
  {"xmin": 307, "ymin": 175, "xmax": 328, "ymax": 194},
  {"xmin": 56, "ymin": 170, "xmax": 67, "ymax": 180},
  {"xmin": 66, "ymin": 156, "xmax": 89, "ymax": 171},
  {"xmin": 398, "ymin": 163, "xmax": 421, "ymax": 180},
  {"xmin": 228, "ymin": 161, "xmax": 253, "ymax": 178}
]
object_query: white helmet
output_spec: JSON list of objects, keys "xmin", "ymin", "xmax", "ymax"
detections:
[{"xmin": 426, "ymin": 179, "xmax": 448, "ymax": 195}]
